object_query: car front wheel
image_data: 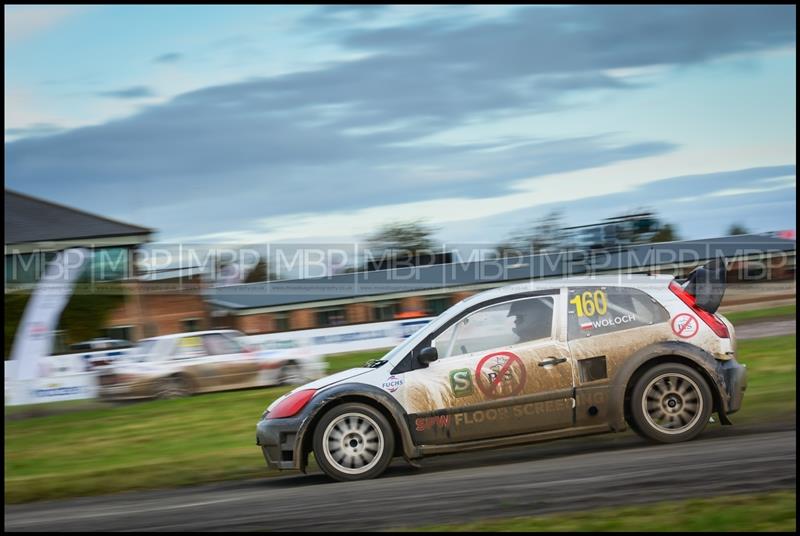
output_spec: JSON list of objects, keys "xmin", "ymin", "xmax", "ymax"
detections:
[
  {"xmin": 313, "ymin": 403, "xmax": 395, "ymax": 481},
  {"xmin": 629, "ymin": 363, "xmax": 713, "ymax": 443}
]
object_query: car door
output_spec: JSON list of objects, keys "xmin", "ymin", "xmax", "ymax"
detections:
[
  {"xmin": 168, "ymin": 335, "xmax": 220, "ymax": 391},
  {"xmin": 201, "ymin": 333, "xmax": 260, "ymax": 388},
  {"xmin": 566, "ymin": 285, "xmax": 671, "ymax": 426},
  {"xmin": 398, "ymin": 290, "xmax": 575, "ymax": 445}
]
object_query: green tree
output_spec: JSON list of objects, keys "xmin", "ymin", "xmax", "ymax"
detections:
[
  {"xmin": 649, "ymin": 223, "xmax": 680, "ymax": 243},
  {"xmin": 243, "ymin": 260, "xmax": 276, "ymax": 283}
]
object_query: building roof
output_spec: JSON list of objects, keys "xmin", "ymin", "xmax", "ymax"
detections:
[
  {"xmin": 5, "ymin": 189, "xmax": 152, "ymax": 245},
  {"xmin": 207, "ymin": 234, "xmax": 796, "ymax": 312}
]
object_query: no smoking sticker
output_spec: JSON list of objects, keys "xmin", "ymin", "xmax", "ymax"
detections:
[
  {"xmin": 671, "ymin": 313, "xmax": 699, "ymax": 338},
  {"xmin": 475, "ymin": 351, "xmax": 526, "ymax": 399}
]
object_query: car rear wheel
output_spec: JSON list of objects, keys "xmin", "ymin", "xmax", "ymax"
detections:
[
  {"xmin": 313, "ymin": 403, "xmax": 395, "ymax": 481},
  {"xmin": 156, "ymin": 375, "xmax": 191, "ymax": 399},
  {"xmin": 630, "ymin": 363, "xmax": 713, "ymax": 443}
]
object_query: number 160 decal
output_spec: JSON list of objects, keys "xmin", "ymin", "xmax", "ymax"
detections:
[{"xmin": 570, "ymin": 290, "xmax": 608, "ymax": 317}]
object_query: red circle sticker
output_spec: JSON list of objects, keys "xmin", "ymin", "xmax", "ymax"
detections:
[
  {"xmin": 671, "ymin": 314, "xmax": 699, "ymax": 338},
  {"xmin": 475, "ymin": 351, "xmax": 527, "ymax": 399}
]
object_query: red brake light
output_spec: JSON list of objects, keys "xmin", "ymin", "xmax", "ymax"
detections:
[
  {"xmin": 266, "ymin": 389, "xmax": 317, "ymax": 419},
  {"xmin": 669, "ymin": 281, "xmax": 729, "ymax": 338}
]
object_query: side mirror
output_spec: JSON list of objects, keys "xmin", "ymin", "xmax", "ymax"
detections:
[{"xmin": 418, "ymin": 347, "xmax": 438, "ymax": 367}]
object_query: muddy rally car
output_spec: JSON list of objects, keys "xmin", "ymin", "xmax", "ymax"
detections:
[{"xmin": 256, "ymin": 260, "xmax": 746, "ymax": 481}]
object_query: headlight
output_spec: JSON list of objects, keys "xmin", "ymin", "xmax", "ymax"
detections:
[{"xmin": 265, "ymin": 389, "xmax": 317, "ymax": 419}]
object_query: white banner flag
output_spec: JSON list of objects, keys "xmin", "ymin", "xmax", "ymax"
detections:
[{"xmin": 10, "ymin": 248, "xmax": 89, "ymax": 384}]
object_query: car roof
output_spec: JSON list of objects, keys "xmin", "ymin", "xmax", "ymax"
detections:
[
  {"xmin": 463, "ymin": 274, "xmax": 674, "ymax": 305},
  {"xmin": 138, "ymin": 330, "xmax": 242, "ymax": 343}
]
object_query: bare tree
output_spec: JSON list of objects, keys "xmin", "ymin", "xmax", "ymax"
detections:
[
  {"xmin": 727, "ymin": 223, "xmax": 750, "ymax": 236},
  {"xmin": 496, "ymin": 209, "xmax": 565, "ymax": 257},
  {"xmin": 362, "ymin": 221, "xmax": 442, "ymax": 270}
]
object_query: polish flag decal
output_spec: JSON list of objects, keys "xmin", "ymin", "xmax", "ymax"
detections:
[{"xmin": 580, "ymin": 321, "xmax": 593, "ymax": 331}]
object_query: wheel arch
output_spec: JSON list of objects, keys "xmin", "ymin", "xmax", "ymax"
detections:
[
  {"xmin": 295, "ymin": 384, "xmax": 417, "ymax": 472},
  {"xmin": 607, "ymin": 341, "xmax": 729, "ymax": 432}
]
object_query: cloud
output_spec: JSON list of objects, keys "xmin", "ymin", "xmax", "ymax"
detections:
[
  {"xmin": 153, "ymin": 52, "xmax": 183, "ymax": 64},
  {"xmin": 97, "ymin": 86, "xmax": 157, "ymax": 99},
  {"xmin": 4, "ymin": 5, "xmax": 83, "ymax": 42},
  {"xmin": 4, "ymin": 123, "xmax": 63, "ymax": 138},
  {"xmin": 339, "ymin": 5, "xmax": 795, "ymax": 74},
  {"xmin": 4, "ymin": 5, "xmax": 795, "ymax": 241}
]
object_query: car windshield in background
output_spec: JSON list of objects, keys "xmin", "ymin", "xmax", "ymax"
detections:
[{"xmin": 136, "ymin": 339, "xmax": 158, "ymax": 357}]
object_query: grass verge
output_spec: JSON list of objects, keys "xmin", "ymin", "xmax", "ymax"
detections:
[
  {"xmin": 397, "ymin": 490, "xmax": 796, "ymax": 532},
  {"xmin": 723, "ymin": 304, "xmax": 795, "ymax": 325}
]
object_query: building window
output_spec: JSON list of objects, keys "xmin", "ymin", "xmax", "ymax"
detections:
[
  {"xmin": 182, "ymin": 318, "xmax": 202, "ymax": 332},
  {"xmin": 274, "ymin": 314, "xmax": 290, "ymax": 332},
  {"xmin": 316, "ymin": 308, "xmax": 347, "ymax": 327},
  {"xmin": 105, "ymin": 326, "xmax": 134, "ymax": 342},
  {"xmin": 425, "ymin": 296, "xmax": 451, "ymax": 316},
  {"xmin": 372, "ymin": 302, "xmax": 398, "ymax": 321}
]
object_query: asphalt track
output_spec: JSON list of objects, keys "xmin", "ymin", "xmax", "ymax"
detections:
[
  {"xmin": 5, "ymin": 320, "xmax": 796, "ymax": 531},
  {"xmin": 5, "ymin": 421, "xmax": 796, "ymax": 532}
]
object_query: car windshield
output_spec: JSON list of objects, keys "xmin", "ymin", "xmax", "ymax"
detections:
[{"xmin": 378, "ymin": 302, "xmax": 469, "ymax": 365}]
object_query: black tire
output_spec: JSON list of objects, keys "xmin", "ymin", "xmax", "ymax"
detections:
[
  {"xmin": 278, "ymin": 361, "xmax": 303, "ymax": 385},
  {"xmin": 313, "ymin": 403, "xmax": 395, "ymax": 482},
  {"xmin": 629, "ymin": 363, "xmax": 713, "ymax": 443}
]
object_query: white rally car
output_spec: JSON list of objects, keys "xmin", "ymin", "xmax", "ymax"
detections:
[{"xmin": 256, "ymin": 262, "xmax": 746, "ymax": 481}]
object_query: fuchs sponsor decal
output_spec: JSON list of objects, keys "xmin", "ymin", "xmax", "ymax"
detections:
[
  {"xmin": 415, "ymin": 414, "xmax": 451, "ymax": 432},
  {"xmin": 476, "ymin": 351, "xmax": 526, "ymax": 399},
  {"xmin": 381, "ymin": 375, "xmax": 404, "ymax": 392},
  {"xmin": 452, "ymin": 399, "xmax": 570, "ymax": 426},
  {"xmin": 449, "ymin": 368, "xmax": 474, "ymax": 398},
  {"xmin": 671, "ymin": 313, "xmax": 699, "ymax": 338},
  {"xmin": 590, "ymin": 314, "xmax": 636, "ymax": 329}
]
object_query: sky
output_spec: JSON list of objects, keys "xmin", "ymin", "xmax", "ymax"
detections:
[{"xmin": 4, "ymin": 5, "xmax": 797, "ymax": 251}]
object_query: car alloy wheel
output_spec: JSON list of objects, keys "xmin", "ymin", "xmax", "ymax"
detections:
[
  {"xmin": 279, "ymin": 362, "xmax": 303, "ymax": 385},
  {"xmin": 642, "ymin": 372, "xmax": 703, "ymax": 434},
  {"xmin": 156, "ymin": 376, "xmax": 190, "ymax": 399},
  {"xmin": 630, "ymin": 362, "xmax": 712, "ymax": 443},
  {"xmin": 313, "ymin": 403, "xmax": 395, "ymax": 481}
]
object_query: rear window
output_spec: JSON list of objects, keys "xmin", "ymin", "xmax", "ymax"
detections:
[{"xmin": 567, "ymin": 286, "xmax": 668, "ymax": 339}]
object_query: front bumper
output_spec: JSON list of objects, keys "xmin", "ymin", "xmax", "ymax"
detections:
[
  {"xmin": 256, "ymin": 414, "xmax": 305, "ymax": 471},
  {"xmin": 719, "ymin": 358, "xmax": 747, "ymax": 415}
]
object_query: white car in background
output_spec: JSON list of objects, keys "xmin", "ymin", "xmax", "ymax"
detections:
[
  {"xmin": 97, "ymin": 330, "xmax": 328, "ymax": 400},
  {"xmin": 251, "ymin": 339, "xmax": 328, "ymax": 387}
]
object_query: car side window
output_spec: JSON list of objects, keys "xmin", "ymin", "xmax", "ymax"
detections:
[
  {"xmin": 203, "ymin": 334, "xmax": 240, "ymax": 356},
  {"xmin": 432, "ymin": 296, "xmax": 555, "ymax": 359},
  {"xmin": 567, "ymin": 286, "xmax": 669, "ymax": 339},
  {"xmin": 171, "ymin": 336, "xmax": 208, "ymax": 359}
]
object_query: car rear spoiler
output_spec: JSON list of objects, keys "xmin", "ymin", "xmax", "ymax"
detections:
[{"xmin": 675, "ymin": 256, "xmax": 727, "ymax": 315}]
